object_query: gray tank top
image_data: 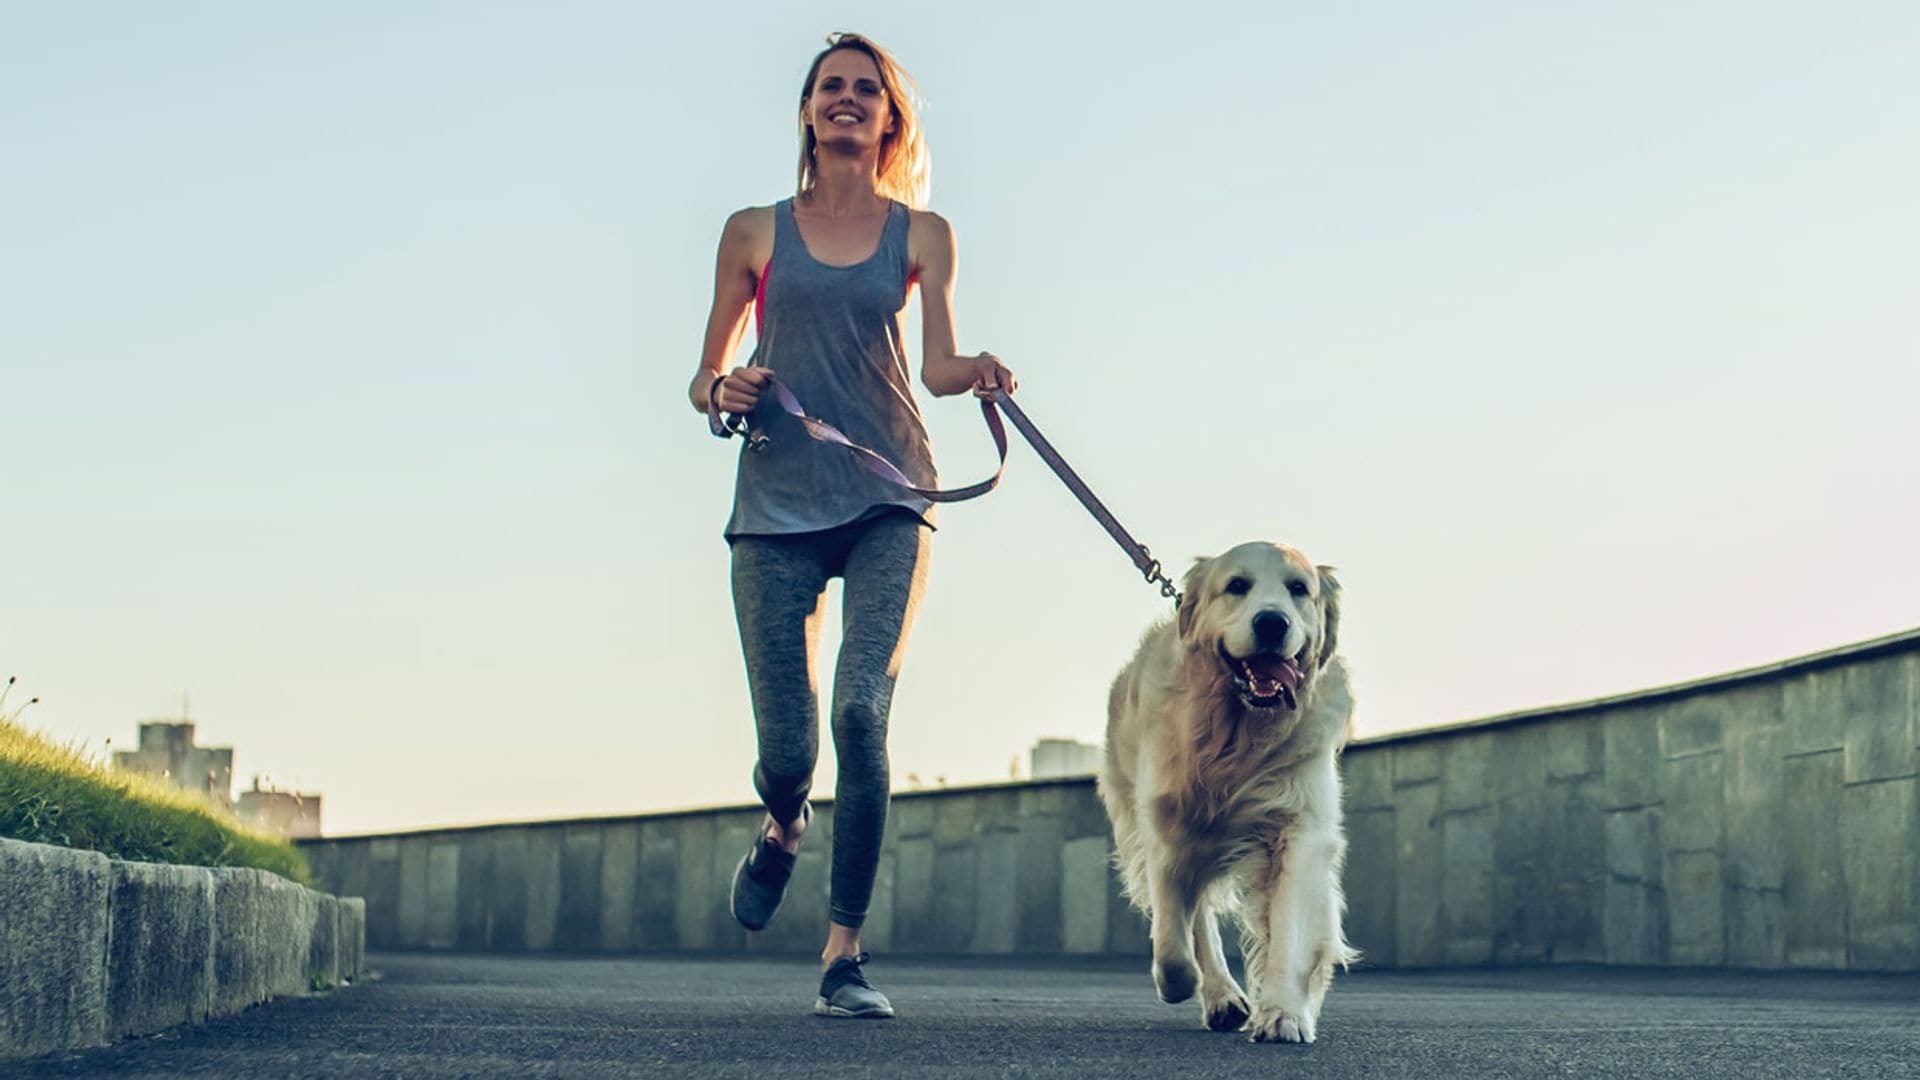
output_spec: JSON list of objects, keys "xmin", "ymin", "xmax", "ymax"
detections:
[{"xmin": 724, "ymin": 198, "xmax": 937, "ymax": 539}]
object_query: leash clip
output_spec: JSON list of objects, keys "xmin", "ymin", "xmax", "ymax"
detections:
[
  {"xmin": 709, "ymin": 404, "xmax": 769, "ymax": 451},
  {"xmin": 1139, "ymin": 550, "xmax": 1182, "ymax": 606}
]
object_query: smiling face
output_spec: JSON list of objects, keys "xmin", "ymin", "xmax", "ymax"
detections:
[
  {"xmin": 791, "ymin": 33, "xmax": 929, "ymax": 209},
  {"xmin": 801, "ymin": 47, "xmax": 896, "ymax": 151},
  {"xmin": 1178, "ymin": 542, "xmax": 1342, "ymax": 711}
]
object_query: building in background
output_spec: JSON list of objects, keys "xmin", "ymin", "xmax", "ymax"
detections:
[
  {"xmin": 111, "ymin": 714, "xmax": 322, "ymax": 836},
  {"xmin": 236, "ymin": 777, "xmax": 323, "ymax": 839},
  {"xmin": 1029, "ymin": 737, "xmax": 1102, "ymax": 779},
  {"xmin": 112, "ymin": 721, "xmax": 234, "ymax": 809}
]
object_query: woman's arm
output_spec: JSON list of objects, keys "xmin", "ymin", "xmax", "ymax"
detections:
[
  {"xmin": 914, "ymin": 211, "xmax": 1015, "ymax": 399},
  {"xmin": 689, "ymin": 209, "xmax": 774, "ymax": 414}
]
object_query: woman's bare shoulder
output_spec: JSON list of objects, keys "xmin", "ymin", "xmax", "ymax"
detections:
[
  {"xmin": 723, "ymin": 204, "xmax": 778, "ymax": 239},
  {"xmin": 720, "ymin": 204, "xmax": 778, "ymax": 268},
  {"xmin": 907, "ymin": 208, "xmax": 955, "ymax": 272},
  {"xmin": 906, "ymin": 207, "xmax": 954, "ymax": 237}
]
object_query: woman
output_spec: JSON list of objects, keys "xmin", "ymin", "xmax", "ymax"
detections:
[{"xmin": 687, "ymin": 33, "xmax": 1015, "ymax": 1019}]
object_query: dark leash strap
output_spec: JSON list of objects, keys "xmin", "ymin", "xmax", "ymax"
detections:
[
  {"xmin": 986, "ymin": 389, "xmax": 1183, "ymax": 604},
  {"xmin": 710, "ymin": 374, "xmax": 1180, "ymax": 602}
]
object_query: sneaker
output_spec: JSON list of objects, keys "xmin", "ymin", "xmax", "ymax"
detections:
[
  {"xmin": 729, "ymin": 804, "xmax": 808, "ymax": 932},
  {"xmin": 814, "ymin": 952, "xmax": 895, "ymax": 1019}
]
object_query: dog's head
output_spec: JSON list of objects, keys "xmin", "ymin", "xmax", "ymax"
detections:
[{"xmin": 1176, "ymin": 541, "xmax": 1341, "ymax": 712}]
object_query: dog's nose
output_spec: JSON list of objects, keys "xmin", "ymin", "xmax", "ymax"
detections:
[{"xmin": 1252, "ymin": 610, "xmax": 1290, "ymax": 649}]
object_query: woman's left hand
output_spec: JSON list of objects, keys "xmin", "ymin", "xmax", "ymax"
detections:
[{"xmin": 970, "ymin": 352, "xmax": 1017, "ymax": 399}]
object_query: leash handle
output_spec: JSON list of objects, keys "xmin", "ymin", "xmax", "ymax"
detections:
[{"xmin": 710, "ymin": 372, "xmax": 1009, "ymax": 503}]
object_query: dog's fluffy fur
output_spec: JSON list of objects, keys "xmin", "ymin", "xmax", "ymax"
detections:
[{"xmin": 1098, "ymin": 541, "xmax": 1357, "ymax": 1043}]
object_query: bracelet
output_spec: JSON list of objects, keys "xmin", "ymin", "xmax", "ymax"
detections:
[{"xmin": 708, "ymin": 374, "xmax": 727, "ymax": 414}]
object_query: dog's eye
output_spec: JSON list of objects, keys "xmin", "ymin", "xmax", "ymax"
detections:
[
  {"xmin": 1288, "ymin": 580, "xmax": 1311, "ymax": 598},
  {"xmin": 1224, "ymin": 577, "xmax": 1251, "ymax": 596}
]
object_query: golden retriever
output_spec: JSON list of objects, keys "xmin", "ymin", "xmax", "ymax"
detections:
[{"xmin": 1099, "ymin": 541, "xmax": 1357, "ymax": 1043}]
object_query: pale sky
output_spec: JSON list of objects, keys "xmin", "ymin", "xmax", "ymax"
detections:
[{"xmin": 5, "ymin": 2, "xmax": 1916, "ymax": 836}]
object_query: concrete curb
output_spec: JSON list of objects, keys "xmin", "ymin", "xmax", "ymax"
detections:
[
  {"xmin": 0, "ymin": 840, "xmax": 109, "ymax": 1058},
  {"xmin": 0, "ymin": 836, "xmax": 368, "ymax": 1062},
  {"xmin": 106, "ymin": 861, "xmax": 215, "ymax": 1040}
]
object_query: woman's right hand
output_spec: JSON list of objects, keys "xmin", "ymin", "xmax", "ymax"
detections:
[{"xmin": 712, "ymin": 367, "xmax": 773, "ymax": 414}]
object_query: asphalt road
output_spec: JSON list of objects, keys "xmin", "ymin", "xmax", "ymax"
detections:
[{"xmin": 11, "ymin": 952, "xmax": 1919, "ymax": 1078}]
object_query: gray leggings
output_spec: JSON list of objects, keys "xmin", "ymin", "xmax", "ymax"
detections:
[{"xmin": 730, "ymin": 508, "xmax": 930, "ymax": 929}]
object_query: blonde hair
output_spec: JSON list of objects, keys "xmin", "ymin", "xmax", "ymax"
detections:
[{"xmin": 796, "ymin": 32, "xmax": 930, "ymax": 210}]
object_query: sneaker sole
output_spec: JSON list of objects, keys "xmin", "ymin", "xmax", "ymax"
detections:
[
  {"xmin": 731, "ymin": 807, "xmax": 809, "ymax": 933},
  {"xmin": 728, "ymin": 852, "xmax": 771, "ymax": 932},
  {"xmin": 814, "ymin": 997, "xmax": 896, "ymax": 1019}
]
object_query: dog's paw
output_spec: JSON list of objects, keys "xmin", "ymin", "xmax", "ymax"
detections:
[
  {"xmin": 1200, "ymin": 983, "xmax": 1250, "ymax": 1032},
  {"xmin": 1247, "ymin": 1004, "xmax": 1316, "ymax": 1044},
  {"xmin": 1152, "ymin": 958, "xmax": 1198, "ymax": 1004}
]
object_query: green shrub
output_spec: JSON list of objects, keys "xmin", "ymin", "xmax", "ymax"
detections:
[{"xmin": 0, "ymin": 708, "xmax": 310, "ymax": 885}]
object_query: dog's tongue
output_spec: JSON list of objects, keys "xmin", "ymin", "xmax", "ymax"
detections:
[{"xmin": 1244, "ymin": 655, "xmax": 1303, "ymax": 697}]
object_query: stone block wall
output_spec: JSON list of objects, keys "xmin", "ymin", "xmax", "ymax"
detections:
[
  {"xmin": 1342, "ymin": 635, "xmax": 1916, "ymax": 970},
  {"xmin": 300, "ymin": 629, "xmax": 1919, "ymax": 971},
  {"xmin": 302, "ymin": 778, "xmax": 1152, "ymax": 960}
]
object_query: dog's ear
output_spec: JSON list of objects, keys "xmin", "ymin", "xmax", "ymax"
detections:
[
  {"xmin": 1176, "ymin": 557, "xmax": 1212, "ymax": 641},
  {"xmin": 1316, "ymin": 564, "xmax": 1342, "ymax": 668}
]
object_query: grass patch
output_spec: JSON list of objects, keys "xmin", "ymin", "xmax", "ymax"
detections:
[{"xmin": 0, "ymin": 706, "xmax": 310, "ymax": 885}]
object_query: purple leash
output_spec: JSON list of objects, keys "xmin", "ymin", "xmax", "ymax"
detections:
[
  {"xmin": 710, "ymin": 373, "xmax": 1009, "ymax": 502},
  {"xmin": 710, "ymin": 374, "xmax": 1181, "ymax": 603}
]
